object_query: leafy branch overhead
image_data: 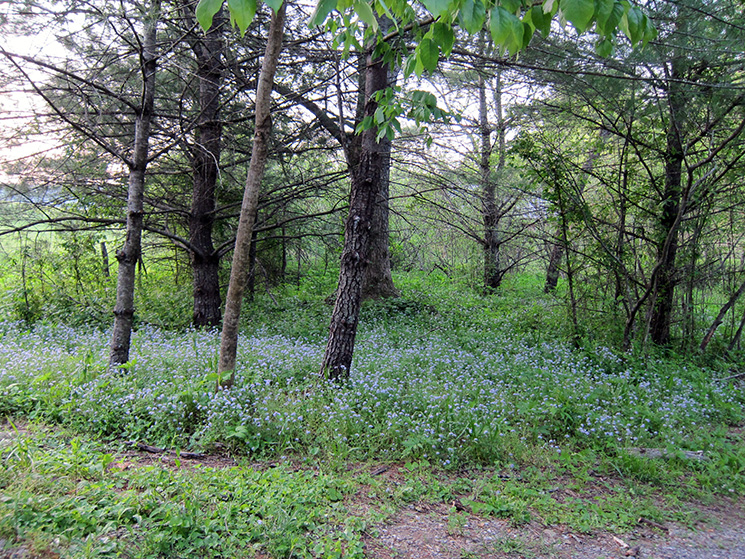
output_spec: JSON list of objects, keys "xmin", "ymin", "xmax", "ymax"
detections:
[
  {"xmin": 197, "ymin": 0, "xmax": 655, "ymax": 62},
  {"xmin": 196, "ymin": 0, "xmax": 654, "ymax": 141}
]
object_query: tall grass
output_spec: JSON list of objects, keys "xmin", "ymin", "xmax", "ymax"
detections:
[{"xmin": 1, "ymin": 276, "xmax": 743, "ymax": 492}]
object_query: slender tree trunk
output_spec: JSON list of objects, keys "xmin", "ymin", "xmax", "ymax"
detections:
[
  {"xmin": 649, "ymin": 55, "xmax": 686, "ymax": 346},
  {"xmin": 320, "ymin": 40, "xmax": 389, "ymax": 382},
  {"xmin": 556, "ymin": 179, "xmax": 580, "ymax": 347},
  {"xmin": 217, "ymin": 3, "xmax": 286, "ymax": 386},
  {"xmin": 727, "ymin": 309, "xmax": 745, "ymax": 353},
  {"xmin": 700, "ymin": 276, "xmax": 745, "ymax": 352},
  {"xmin": 109, "ymin": 0, "xmax": 159, "ymax": 367},
  {"xmin": 189, "ymin": 7, "xmax": 224, "ymax": 328},
  {"xmin": 101, "ymin": 241, "xmax": 110, "ymax": 278}
]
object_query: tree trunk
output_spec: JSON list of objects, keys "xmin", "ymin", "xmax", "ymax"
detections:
[
  {"xmin": 361, "ymin": 121, "xmax": 399, "ymax": 300},
  {"xmin": 649, "ymin": 55, "xmax": 686, "ymax": 346},
  {"xmin": 727, "ymin": 308, "xmax": 745, "ymax": 353},
  {"xmin": 319, "ymin": 41, "xmax": 389, "ymax": 382},
  {"xmin": 700, "ymin": 276, "xmax": 745, "ymax": 352},
  {"xmin": 101, "ymin": 241, "xmax": 110, "ymax": 278},
  {"xmin": 358, "ymin": 25, "xmax": 398, "ymax": 301},
  {"xmin": 189, "ymin": 7, "xmax": 224, "ymax": 328},
  {"xmin": 217, "ymin": 2, "xmax": 286, "ymax": 386},
  {"xmin": 109, "ymin": 0, "xmax": 159, "ymax": 367},
  {"xmin": 544, "ymin": 242, "xmax": 564, "ymax": 293},
  {"xmin": 480, "ymin": 66, "xmax": 506, "ymax": 292}
]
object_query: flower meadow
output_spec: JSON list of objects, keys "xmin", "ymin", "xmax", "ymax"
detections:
[{"xmin": 0, "ymin": 296, "xmax": 743, "ymax": 468}]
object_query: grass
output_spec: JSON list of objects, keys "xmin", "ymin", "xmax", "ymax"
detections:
[{"xmin": 0, "ymin": 271, "xmax": 744, "ymax": 557}]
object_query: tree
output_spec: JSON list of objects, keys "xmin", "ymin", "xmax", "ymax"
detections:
[
  {"xmin": 109, "ymin": 0, "xmax": 161, "ymax": 366},
  {"xmin": 312, "ymin": 0, "xmax": 654, "ymax": 379},
  {"xmin": 512, "ymin": 0, "xmax": 745, "ymax": 349},
  {"xmin": 196, "ymin": 0, "xmax": 654, "ymax": 381},
  {"xmin": 207, "ymin": 1, "xmax": 288, "ymax": 385},
  {"xmin": 181, "ymin": 2, "xmax": 226, "ymax": 328}
]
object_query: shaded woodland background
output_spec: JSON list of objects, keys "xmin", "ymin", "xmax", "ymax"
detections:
[{"xmin": 0, "ymin": 0, "xmax": 743, "ymax": 362}]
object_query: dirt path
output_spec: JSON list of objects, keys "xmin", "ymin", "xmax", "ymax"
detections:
[{"xmin": 364, "ymin": 500, "xmax": 745, "ymax": 559}]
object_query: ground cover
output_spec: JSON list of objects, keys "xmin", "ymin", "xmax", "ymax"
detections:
[{"xmin": 0, "ymin": 279, "xmax": 744, "ymax": 557}]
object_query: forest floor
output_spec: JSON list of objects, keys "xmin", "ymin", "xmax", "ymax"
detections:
[{"xmin": 2, "ymin": 423, "xmax": 743, "ymax": 559}]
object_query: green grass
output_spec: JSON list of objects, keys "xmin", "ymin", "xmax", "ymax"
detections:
[
  {"xmin": 0, "ymin": 269, "xmax": 744, "ymax": 557},
  {"xmin": 0, "ymin": 424, "xmax": 376, "ymax": 558}
]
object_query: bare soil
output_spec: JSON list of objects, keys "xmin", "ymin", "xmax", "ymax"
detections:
[{"xmin": 363, "ymin": 499, "xmax": 745, "ymax": 558}]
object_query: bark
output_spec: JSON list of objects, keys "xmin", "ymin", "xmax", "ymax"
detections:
[
  {"xmin": 480, "ymin": 66, "xmax": 506, "ymax": 292},
  {"xmin": 319, "ymin": 40, "xmax": 389, "ymax": 382},
  {"xmin": 217, "ymin": 2, "xmax": 286, "ymax": 386},
  {"xmin": 649, "ymin": 55, "xmax": 686, "ymax": 346},
  {"xmin": 189, "ymin": 7, "xmax": 224, "ymax": 328},
  {"xmin": 100, "ymin": 241, "xmax": 110, "ymax": 278},
  {"xmin": 700, "ymin": 276, "xmax": 745, "ymax": 352},
  {"xmin": 544, "ymin": 242, "xmax": 564, "ymax": 293},
  {"xmin": 361, "ymin": 123, "xmax": 399, "ymax": 300},
  {"xmin": 727, "ymin": 309, "xmax": 745, "ymax": 353},
  {"xmin": 109, "ymin": 0, "xmax": 159, "ymax": 367}
]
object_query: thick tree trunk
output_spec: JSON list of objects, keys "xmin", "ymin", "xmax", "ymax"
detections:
[
  {"xmin": 189, "ymin": 7, "xmax": 224, "ymax": 328},
  {"xmin": 358, "ymin": 30, "xmax": 398, "ymax": 301},
  {"xmin": 320, "ymin": 42, "xmax": 389, "ymax": 382},
  {"xmin": 649, "ymin": 56, "xmax": 686, "ymax": 346},
  {"xmin": 361, "ymin": 125, "xmax": 399, "ymax": 300},
  {"xmin": 217, "ymin": 3, "xmax": 286, "ymax": 386},
  {"xmin": 274, "ymin": 45, "xmax": 398, "ymax": 302},
  {"xmin": 109, "ymin": 0, "xmax": 159, "ymax": 367}
]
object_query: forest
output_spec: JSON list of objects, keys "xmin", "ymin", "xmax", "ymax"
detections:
[{"xmin": 0, "ymin": 0, "xmax": 744, "ymax": 557}]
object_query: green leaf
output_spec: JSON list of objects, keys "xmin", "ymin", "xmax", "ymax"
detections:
[
  {"xmin": 459, "ymin": 0, "xmax": 487, "ymax": 35},
  {"xmin": 490, "ymin": 6, "xmax": 514, "ymax": 44},
  {"xmin": 520, "ymin": 21, "xmax": 534, "ymax": 49},
  {"xmin": 559, "ymin": 0, "xmax": 595, "ymax": 33},
  {"xmin": 374, "ymin": 106, "xmax": 385, "ymax": 125},
  {"xmin": 353, "ymin": 1, "xmax": 377, "ymax": 31},
  {"xmin": 263, "ymin": 0, "xmax": 284, "ymax": 12},
  {"xmin": 421, "ymin": 0, "xmax": 450, "ymax": 17},
  {"xmin": 527, "ymin": 5, "xmax": 551, "ymax": 37},
  {"xmin": 403, "ymin": 53, "xmax": 417, "ymax": 78},
  {"xmin": 602, "ymin": 1, "xmax": 624, "ymax": 36},
  {"xmin": 196, "ymin": 0, "xmax": 224, "ymax": 31},
  {"xmin": 642, "ymin": 19, "xmax": 657, "ymax": 46},
  {"xmin": 506, "ymin": 17, "xmax": 525, "ymax": 53},
  {"xmin": 595, "ymin": 36, "xmax": 613, "ymax": 56},
  {"xmin": 500, "ymin": 0, "xmax": 520, "ymax": 13},
  {"xmin": 432, "ymin": 21, "xmax": 455, "ymax": 56},
  {"xmin": 414, "ymin": 56, "xmax": 425, "ymax": 77},
  {"xmin": 417, "ymin": 37, "xmax": 440, "ymax": 73},
  {"xmin": 227, "ymin": 0, "xmax": 257, "ymax": 35},
  {"xmin": 623, "ymin": 6, "xmax": 644, "ymax": 44},
  {"xmin": 594, "ymin": 0, "xmax": 613, "ymax": 33},
  {"xmin": 309, "ymin": 0, "xmax": 337, "ymax": 27}
]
